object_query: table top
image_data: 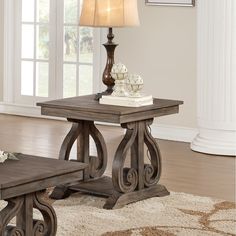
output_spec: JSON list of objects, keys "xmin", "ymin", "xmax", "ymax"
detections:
[
  {"xmin": 38, "ymin": 95, "xmax": 183, "ymax": 123},
  {"xmin": 0, "ymin": 154, "xmax": 87, "ymax": 199}
]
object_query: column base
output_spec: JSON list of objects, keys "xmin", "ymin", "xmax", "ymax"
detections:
[{"xmin": 191, "ymin": 128, "xmax": 236, "ymax": 156}]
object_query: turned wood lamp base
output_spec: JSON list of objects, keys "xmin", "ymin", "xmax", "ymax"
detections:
[{"xmin": 95, "ymin": 27, "xmax": 118, "ymax": 100}]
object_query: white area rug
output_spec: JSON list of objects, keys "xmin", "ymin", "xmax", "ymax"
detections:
[{"xmin": 1, "ymin": 192, "xmax": 235, "ymax": 236}]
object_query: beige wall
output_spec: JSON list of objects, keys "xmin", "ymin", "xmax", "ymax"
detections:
[
  {"xmin": 115, "ymin": 1, "xmax": 197, "ymax": 128},
  {"xmin": 0, "ymin": 0, "xmax": 3, "ymax": 101},
  {"xmin": 0, "ymin": 1, "xmax": 197, "ymax": 128}
]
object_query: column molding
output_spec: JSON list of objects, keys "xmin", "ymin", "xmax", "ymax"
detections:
[{"xmin": 191, "ymin": 0, "xmax": 236, "ymax": 156}]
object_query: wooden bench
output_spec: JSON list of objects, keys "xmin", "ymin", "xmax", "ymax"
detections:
[{"xmin": 0, "ymin": 154, "xmax": 87, "ymax": 236}]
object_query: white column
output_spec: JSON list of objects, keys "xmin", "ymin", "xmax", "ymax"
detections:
[{"xmin": 191, "ymin": 0, "xmax": 236, "ymax": 156}]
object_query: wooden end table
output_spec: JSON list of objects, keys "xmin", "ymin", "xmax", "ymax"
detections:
[
  {"xmin": 0, "ymin": 154, "xmax": 87, "ymax": 236},
  {"xmin": 38, "ymin": 95, "xmax": 183, "ymax": 209}
]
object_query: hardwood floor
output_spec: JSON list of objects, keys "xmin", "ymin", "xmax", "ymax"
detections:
[{"xmin": 0, "ymin": 114, "xmax": 235, "ymax": 202}]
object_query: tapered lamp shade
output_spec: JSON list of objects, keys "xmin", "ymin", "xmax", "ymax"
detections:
[{"xmin": 79, "ymin": 0, "xmax": 140, "ymax": 27}]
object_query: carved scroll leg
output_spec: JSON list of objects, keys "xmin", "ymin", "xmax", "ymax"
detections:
[
  {"xmin": 59, "ymin": 121, "xmax": 82, "ymax": 161},
  {"xmin": 0, "ymin": 192, "xmax": 57, "ymax": 236},
  {"xmin": 131, "ymin": 121, "xmax": 146, "ymax": 190},
  {"xmin": 105, "ymin": 121, "xmax": 147, "ymax": 209},
  {"xmin": 33, "ymin": 191, "xmax": 57, "ymax": 236},
  {"xmin": 112, "ymin": 122, "xmax": 138, "ymax": 194},
  {"xmin": 51, "ymin": 121, "xmax": 82, "ymax": 199},
  {"xmin": 16, "ymin": 194, "xmax": 33, "ymax": 235},
  {"xmin": 77, "ymin": 121, "xmax": 90, "ymax": 180},
  {"xmin": 143, "ymin": 119, "xmax": 169, "ymax": 195},
  {"xmin": 104, "ymin": 120, "xmax": 169, "ymax": 209},
  {"xmin": 77, "ymin": 121, "xmax": 108, "ymax": 180},
  {"xmin": 104, "ymin": 123, "xmax": 139, "ymax": 209},
  {"xmin": 0, "ymin": 197, "xmax": 24, "ymax": 236},
  {"xmin": 88, "ymin": 123, "xmax": 107, "ymax": 178},
  {"xmin": 143, "ymin": 119, "xmax": 162, "ymax": 187}
]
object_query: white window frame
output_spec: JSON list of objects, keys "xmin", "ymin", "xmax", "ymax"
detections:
[{"xmin": 2, "ymin": 0, "xmax": 102, "ymax": 109}]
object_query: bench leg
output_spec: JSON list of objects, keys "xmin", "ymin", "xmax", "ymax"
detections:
[{"xmin": 0, "ymin": 191, "xmax": 57, "ymax": 236}]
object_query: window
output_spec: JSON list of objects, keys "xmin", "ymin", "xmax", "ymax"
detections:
[{"xmin": 5, "ymin": 0, "xmax": 100, "ymax": 106}]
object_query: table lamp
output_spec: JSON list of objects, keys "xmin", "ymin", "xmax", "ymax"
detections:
[{"xmin": 79, "ymin": 0, "xmax": 140, "ymax": 99}]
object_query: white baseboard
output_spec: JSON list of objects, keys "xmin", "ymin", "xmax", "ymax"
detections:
[
  {"xmin": 0, "ymin": 102, "xmax": 41, "ymax": 117},
  {"xmin": 97, "ymin": 121, "xmax": 198, "ymax": 143},
  {"xmin": 0, "ymin": 103, "xmax": 198, "ymax": 143},
  {"xmin": 151, "ymin": 123, "xmax": 198, "ymax": 143},
  {"xmin": 0, "ymin": 103, "xmax": 65, "ymax": 120}
]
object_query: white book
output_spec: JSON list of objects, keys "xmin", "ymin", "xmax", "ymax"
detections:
[{"xmin": 99, "ymin": 95, "xmax": 153, "ymax": 107}]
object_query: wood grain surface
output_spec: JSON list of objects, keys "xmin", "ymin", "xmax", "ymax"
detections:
[
  {"xmin": 38, "ymin": 95, "xmax": 183, "ymax": 123},
  {"xmin": 0, "ymin": 155, "xmax": 87, "ymax": 199}
]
